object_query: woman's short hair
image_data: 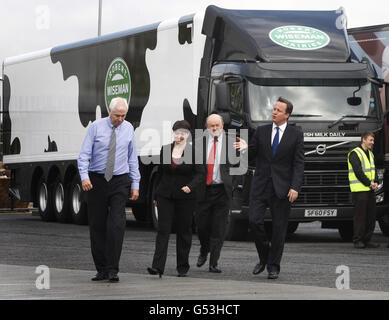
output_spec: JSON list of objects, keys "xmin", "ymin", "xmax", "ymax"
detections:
[{"xmin": 172, "ymin": 120, "xmax": 191, "ymax": 131}]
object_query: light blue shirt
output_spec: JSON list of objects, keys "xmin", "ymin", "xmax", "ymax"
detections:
[{"xmin": 78, "ymin": 117, "xmax": 140, "ymax": 189}]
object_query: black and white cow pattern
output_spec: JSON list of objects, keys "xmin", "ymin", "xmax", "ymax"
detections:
[{"xmin": 3, "ymin": 13, "xmax": 206, "ymax": 163}]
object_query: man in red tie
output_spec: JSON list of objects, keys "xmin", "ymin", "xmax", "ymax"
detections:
[{"xmin": 195, "ymin": 114, "xmax": 233, "ymax": 273}]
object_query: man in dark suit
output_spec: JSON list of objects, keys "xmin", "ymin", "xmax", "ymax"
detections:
[
  {"xmin": 235, "ymin": 97, "xmax": 304, "ymax": 279},
  {"xmin": 195, "ymin": 114, "xmax": 234, "ymax": 273}
]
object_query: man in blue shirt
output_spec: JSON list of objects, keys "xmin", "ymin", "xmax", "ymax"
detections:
[{"xmin": 78, "ymin": 97, "xmax": 140, "ymax": 282}]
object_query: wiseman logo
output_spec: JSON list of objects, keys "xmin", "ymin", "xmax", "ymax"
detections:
[
  {"xmin": 105, "ymin": 57, "xmax": 131, "ymax": 112},
  {"xmin": 269, "ymin": 25, "xmax": 330, "ymax": 50}
]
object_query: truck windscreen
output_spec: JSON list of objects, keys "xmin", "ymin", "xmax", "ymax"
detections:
[{"xmin": 247, "ymin": 79, "xmax": 377, "ymax": 122}]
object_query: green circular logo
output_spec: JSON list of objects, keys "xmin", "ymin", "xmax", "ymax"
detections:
[
  {"xmin": 269, "ymin": 25, "xmax": 330, "ymax": 51},
  {"xmin": 105, "ymin": 57, "xmax": 131, "ymax": 112}
]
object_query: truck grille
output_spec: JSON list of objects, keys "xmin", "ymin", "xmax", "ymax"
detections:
[
  {"xmin": 303, "ymin": 172, "xmax": 349, "ymax": 186},
  {"xmin": 296, "ymin": 191, "xmax": 352, "ymax": 205},
  {"xmin": 295, "ymin": 170, "xmax": 352, "ymax": 206}
]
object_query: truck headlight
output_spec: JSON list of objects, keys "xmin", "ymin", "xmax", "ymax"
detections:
[
  {"xmin": 377, "ymin": 169, "xmax": 385, "ymax": 181},
  {"xmin": 376, "ymin": 169, "xmax": 385, "ymax": 192},
  {"xmin": 376, "ymin": 193, "xmax": 384, "ymax": 203}
]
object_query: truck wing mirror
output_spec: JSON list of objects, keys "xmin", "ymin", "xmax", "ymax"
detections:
[
  {"xmin": 218, "ymin": 112, "xmax": 231, "ymax": 126},
  {"xmin": 215, "ymin": 82, "xmax": 231, "ymax": 112},
  {"xmin": 347, "ymin": 84, "xmax": 361, "ymax": 106},
  {"xmin": 347, "ymin": 97, "xmax": 362, "ymax": 106}
]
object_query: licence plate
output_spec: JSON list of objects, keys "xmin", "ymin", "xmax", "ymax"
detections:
[{"xmin": 304, "ymin": 209, "xmax": 337, "ymax": 217}]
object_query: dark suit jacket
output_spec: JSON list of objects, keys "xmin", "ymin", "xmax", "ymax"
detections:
[
  {"xmin": 154, "ymin": 142, "xmax": 204, "ymax": 200},
  {"xmin": 196, "ymin": 131, "xmax": 236, "ymax": 202},
  {"xmin": 248, "ymin": 123, "xmax": 304, "ymax": 199}
]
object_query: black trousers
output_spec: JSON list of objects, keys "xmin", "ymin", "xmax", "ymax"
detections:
[
  {"xmin": 196, "ymin": 184, "xmax": 229, "ymax": 267},
  {"xmin": 248, "ymin": 178, "xmax": 290, "ymax": 273},
  {"xmin": 352, "ymin": 191, "xmax": 376, "ymax": 243},
  {"xmin": 152, "ymin": 196, "xmax": 194, "ymax": 274},
  {"xmin": 87, "ymin": 172, "xmax": 130, "ymax": 274}
]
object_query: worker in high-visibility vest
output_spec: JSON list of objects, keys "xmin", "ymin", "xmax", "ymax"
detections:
[{"xmin": 347, "ymin": 131, "xmax": 380, "ymax": 249}]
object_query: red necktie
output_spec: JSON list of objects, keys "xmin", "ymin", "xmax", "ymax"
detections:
[{"xmin": 206, "ymin": 137, "xmax": 217, "ymax": 185}]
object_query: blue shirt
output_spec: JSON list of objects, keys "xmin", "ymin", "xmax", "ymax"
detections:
[{"xmin": 78, "ymin": 117, "xmax": 140, "ymax": 189}]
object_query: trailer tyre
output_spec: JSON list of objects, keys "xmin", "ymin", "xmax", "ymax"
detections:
[
  {"xmin": 225, "ymin": 213, "xmax": 248, "ymax": 241},
  {"xmin": 150, "ymin": 180, "xmax": 159, "ymax": 230},
  {"xmin": 37, "ymin": 177, "xmax": 55, "ymax": 222},
  {"xmin": 52, "ymin": 178, "xmax": 70, "ymax": 223},
  {"xmin": 69, "ymin": 176, "xmax": 88, "ymax": 225}
]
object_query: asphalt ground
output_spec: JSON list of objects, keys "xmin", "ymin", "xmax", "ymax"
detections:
[{"xmin": 1, "ymin": 211, "xmax": 389, "ymax": 301}]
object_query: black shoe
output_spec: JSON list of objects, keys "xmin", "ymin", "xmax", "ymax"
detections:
[
  {"xmin": 364, "ymin": 242, "xmax": 380, "ymax": 248},
  {"xmin": 253, "ymin": 242, "xmax": 269, "ymax": 275},
  {"xmin": 147, "ymin": 267, "xmax": 162, "ymax": 278},
  {"xmin": 354, "ymin": 241, "xmax": 366, "ymax": 249},
  {"xmin": 209, "ymin": 265, "xmax": 222, "ymax": 273},
  {"xmin": 108, "ymin": 272, "xmax": 119, "ymax": 282},
  {"xmin": 196, "ymin": 254, "xmax": 207, "ymax": 267},
  {"xmin": 267, "ymin": 271, "xmax": 279, "ymax": 280},
  {"xmin": 177, "ymin": 272, "xmax": 187, "ymax": 277},
  {"xmin": 91, "ymin": 272, "xmax": 108, "ymax": 281},
  {"xmin": 253, "ymin": 262, "xmax": 266, "ymax": 275},
  {"xmin": 387, "ymin": 243, "xmax": 389, "ymax": 248}
]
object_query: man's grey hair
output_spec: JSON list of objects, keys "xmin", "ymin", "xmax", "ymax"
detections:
[
  {"xmin": 109, "ymin": 97, "xmax": 129, "ymax": 112},
  {"xmin": 206, "ymin": 113, "xmax": 224, "ymax": 126}
]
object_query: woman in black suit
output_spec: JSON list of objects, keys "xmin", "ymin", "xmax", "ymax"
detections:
[{"xmin": 147, "ymin": 120, "xmax": 204, "ymax": 277}]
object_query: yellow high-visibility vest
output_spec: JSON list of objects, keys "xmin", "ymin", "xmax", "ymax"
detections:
[{"xmin": 347, "ymin": 147, "xmax": 375, "ymax": 192}]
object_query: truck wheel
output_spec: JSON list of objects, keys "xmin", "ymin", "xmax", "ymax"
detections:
[
  {"xmin": 69, "ymin": 176, "xmax": 88, "ymax": 225},
  {"xmin": 149, "ymin": 177, "xmax": 158, "ymax": 230},
  {"xmin": 378, "ymin": 215, "xmax": 389, "ymax": 236},
  {"xmin": 225, "ymin": 213, "xmax": 248, "ymax": 241},
  {"xmin": 131, "ymin": 177, "xmax": 157, "ymax": 227},
  {"xmin": 37, "ymin": 177, "xmax": 55, "ymax": 221},
  {"xmin": 52, "ymin": 178, "xmax": 70, "ymax": 223},
  {"xmin": 338, "ymin": 221, "xmax": 353, "ymax": 242},
  {"xmin": 287, "ymin": 222, "xmax": 299, "ymax": 234},
  {"xmin": 131, "ymin": 204, "xmax": 148, "ymax": 222},
  {"xmin": 150, "ymin": 198, "xmax": 159, "ymax": 230}
]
